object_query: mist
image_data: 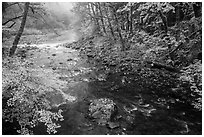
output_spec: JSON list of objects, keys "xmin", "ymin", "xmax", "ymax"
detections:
[
  {"xmin": 43, "ymin": 2, "xmax": 79, "ymax": 26},
  {"xmin": 43, "ymin": 2, "xmax": 81, "ymax": 42},
  {"xmin": 44, "ymin": 2, "xmax": 74, "ymax": 14}
]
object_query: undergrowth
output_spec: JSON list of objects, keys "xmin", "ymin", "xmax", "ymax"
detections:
[
  {"xmin": 179, "ymin": 60, "xmax": 202, "ymax": 110},
  {"xmin": 2, "ymin": 57, "xmax": 64, "ymax": 134},
  {"xmin": 65, "ymin": 28, "xmax": 202, "ymax": 111}
]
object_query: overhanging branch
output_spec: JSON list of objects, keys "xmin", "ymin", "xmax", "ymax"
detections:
[{"xmin": 2, "ymin": 15, "xmax": 23, "ymax": 25}]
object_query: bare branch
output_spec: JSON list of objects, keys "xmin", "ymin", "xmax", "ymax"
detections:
[
  {"xmin": 8, "ymin": 22, "xmax": 16, "ymax": 28},
  {"xmin": 17, "ymin": 3, "xmax": 23, "ymax": 11},
  {"xmin": 29, "ymin": 5, "xmax": 35, "ymax": 14},
  {"xmin": 2, "ymin": 15, "xmax": 23, "ymax": 25},
  {"xmin": 5, "ymin": 2, "xmax": 19, "ymax": 9}
]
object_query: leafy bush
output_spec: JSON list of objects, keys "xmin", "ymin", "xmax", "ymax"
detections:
[
  {"xmin": 179, "ymin": 60, "xmax": 202, "ymax": 110},
  {"xmin": 2, "ymin": 57, "xmax": 64, "ymax": 134}
]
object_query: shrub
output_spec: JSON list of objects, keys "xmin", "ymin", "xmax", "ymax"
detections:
[
  {"xmin": 179, "ymin": 60, "xmax": 202, "ymax": 110},
  {"xmin": 2, "ymin": 57, "xmax": 64, "ymax": 134}
]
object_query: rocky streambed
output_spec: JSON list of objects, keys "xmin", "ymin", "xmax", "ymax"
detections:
[{"xmin": 3, "ymin": 40, "xmax": 201, "ymax": 135}]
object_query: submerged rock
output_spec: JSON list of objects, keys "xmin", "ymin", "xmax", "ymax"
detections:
[
  {"xmin": 107, "ymin": 122, "xmax": 120, "ymax": 129},
  {"xmin": 88, "ymin": 98, "xmax": 118, "ymax": 126}
]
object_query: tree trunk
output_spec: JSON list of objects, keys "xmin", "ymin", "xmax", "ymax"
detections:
[
  {"xmin": 175, "ymin": 4, "xmax": 181, "ymax": 22},
  {"xmin": 129, "ymin": 3, "xmax": 133, "ymax": 34},
  {"xmin": 98, "ymin": 2, "xmax": 106, "ymax": 35},
  {"xmin": 87, "ymin": 3, "xmax": 94, "ymax": 22},
  {"xmin": 126, "ymin": 12, "xmax": 129, "ymax": 31},
  {"xmin": 193, "ymin": 2, "xmax": 202, "ymax": 18},
  {"xmin": 112, "ymin": 7, "xmax": 125, "ymax": 51},
  {"xmin": 90, "ymin": 3, "xmax": 100, "ymax": 33},
  {"xmin": 9, "ymin": 2, "xmax": 30, "ymax": 56},
  {"xmin": 146, "ymin": 61, "xmax": 180, "ymax": 73},
  {"xmin": 159, "ymin": 10, "xmax": 168, "ymax": 34},
  {"xmin": 104, "ymin": 3, "xmax": 115, "ymax": 40},
  {"xmin": 2, "ymin": 2, "xmax": 8, "ymax": 14}
]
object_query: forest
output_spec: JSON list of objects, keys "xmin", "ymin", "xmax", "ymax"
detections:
[{"xmin": 2, "ymin": 2, "xmax": 202, "ymax": 135}]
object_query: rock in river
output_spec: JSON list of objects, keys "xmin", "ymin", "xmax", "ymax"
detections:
[{"xmin": 88, "ymin": 98, "xmax": 118, "ymax": 126}]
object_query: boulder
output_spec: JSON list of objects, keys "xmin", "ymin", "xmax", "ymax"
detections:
[{"xmin": 88, "ymin": 98, "xmax": 118, "ymax": 126}]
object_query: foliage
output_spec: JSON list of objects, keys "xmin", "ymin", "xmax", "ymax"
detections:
[
  {"xmin": 179, "ymin": 60, "xmax": 202, "ymax": 110},
  {"xmin": 2, "ymin": 2, "xmax": 73, "ymax": 38},
  {"xmin": 2, "ymin": 57, "xmax": 64, "ymax": 134},
  {"xmin": 69, "ymin": 1, "xmax": 202, "ymax": 111}
]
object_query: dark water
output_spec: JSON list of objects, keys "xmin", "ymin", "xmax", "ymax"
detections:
[{"xmin": 32, "ymin": 67, "xmax": 202, "ymax": 135}]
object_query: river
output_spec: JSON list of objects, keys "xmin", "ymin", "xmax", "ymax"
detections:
[{"xmin": 4, "ymin": 39, "xmax": 202, "ymax": 135}]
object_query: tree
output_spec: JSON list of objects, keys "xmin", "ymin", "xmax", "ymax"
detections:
[
  {"xmin": 90, "ymin": 3, "xmax": 100, "ymax": 33},
  {"xmin": 104, "ymin": 3, "xmax": 115, "ymax": 39},
  {"xmin": 129, "ymin": 2, "xmax": 133, "ymax": 34},
  {"xmin": 97, "ymin": 2, "xmax": 107, "ymax": 35},
  {"xmin": 110, "ymin": 3, "xmax": 125, "ymax": 51},
  {"xmin": 158, "ymin": 10, "xmax": 168, "ymax": 34},
  {"xmin": 9, "ymin": 2, "xmax": 30, "ymax": 56}
]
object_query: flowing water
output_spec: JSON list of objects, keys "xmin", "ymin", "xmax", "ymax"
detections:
[{"xmin": 3, "ymin": 40, "xmax": 202, "ymax": 135}]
